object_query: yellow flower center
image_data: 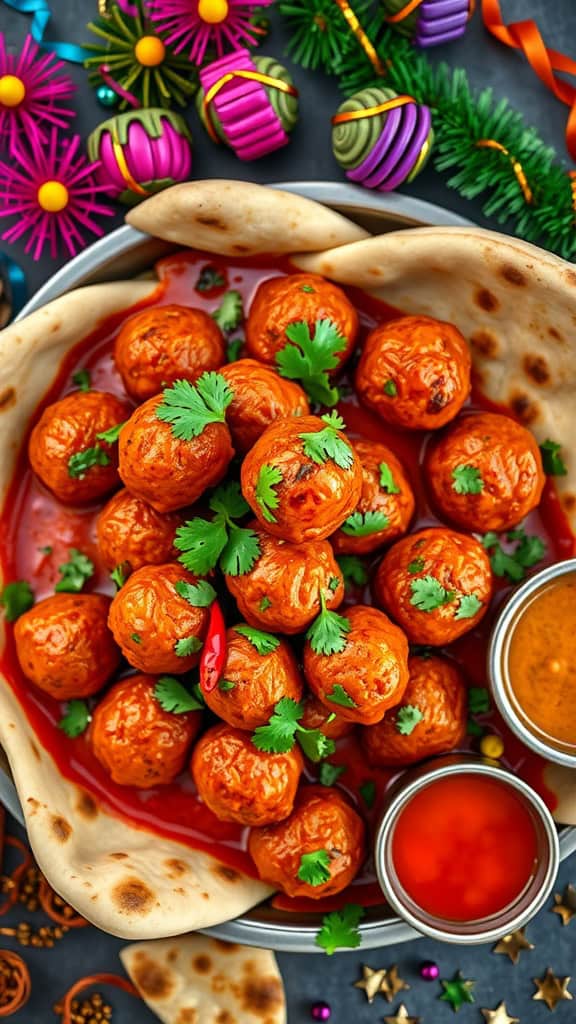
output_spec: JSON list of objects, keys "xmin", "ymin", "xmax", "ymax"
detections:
[
  {"xmin": 37, "ymin": 181, "xmax": 69, "ymax": 214},
  {"xmin": 134, "ymin": 35, "xmax": 166, "ymax": 67},
  {"xmin": 0, "ymin": 75, "xmax": 26, "ymax": 108},
  {"xmin": 198, "ymin": 0, "xmax": 229, "ymax": 24}
]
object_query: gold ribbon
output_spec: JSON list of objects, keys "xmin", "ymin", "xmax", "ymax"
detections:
[
  {"xmin": 98, "ymin": 0, "xmax": 108, "ymax": 14},
  {"xmin": 387, "ymin": 0, "xmax": 475, "ymax": 23},
  {"xmin": 475, "ymin": 139, "xmax": 533, "ymax": 204},
  {"xmin": 202, "ymin": 70, "xmax": 299, "ymax": 144},
  {"xmin": 333, "ymin": 0, "xmax": 385, "ymax": 75},
  {"xmin": 111, "ymin": 130, "xmax": 150, "ymax": 197},
  {"xmin": 332, "ymin": 93, "xmax": 414, "ymax": 125}
]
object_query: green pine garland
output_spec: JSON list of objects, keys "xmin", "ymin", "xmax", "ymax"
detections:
[{"xmin": 280, "ymin": 2, "xmax": 576, "ymax": 261}]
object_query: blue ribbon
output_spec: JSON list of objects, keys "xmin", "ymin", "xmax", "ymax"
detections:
[
  {"xmin": 1, "ymin": 0, "xmax": 89, "ymax": 63},
  {"xmin": 0, "ymin": 252, "xmax": 28, "ymax": 324}
]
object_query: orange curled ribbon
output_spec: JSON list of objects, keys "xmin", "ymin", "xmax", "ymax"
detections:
[
  {"xmin": 203, "ymin": 71, "xmax": 298, "ymax": 143},
  {"xmin": 333, "ymin": 0, "xmax": 385, "ymax": 75},
  {"xmin": 332, "ymin": 93, "xmax": 415, "ymax": 125},
  {"xmin": 476, "ymin": 139, "xmax": 533, "ymax": 204},
  {"xmin": 482, "ymin": 0, "xmax": 576, "ymax": 160}
]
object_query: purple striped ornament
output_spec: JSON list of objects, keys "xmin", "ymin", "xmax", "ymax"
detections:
[{"xmin": 386, "ymin": 0, "xmax": 472, "ymax": 48}]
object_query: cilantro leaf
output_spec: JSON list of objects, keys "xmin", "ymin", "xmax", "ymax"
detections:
[
  {"xmin": 96, "ymin": 421, "xmax": 126, "ymax": 445},
  {"xmin": 328, "ymin": 576, "xmax": 340, "ymax": 592},
  {"xmin": 72, "ymin": 368, "xmax": 91, "ymax": 391},
  {"xmin": 452, "ymin": 464, "xmax": 484, "ymax": 495},
  {"xmin": 467, "ymin": 718, "xmax": 485, "ymax": 737},
  {"xmin": 68, "ymin": 445, "xmax": 110, "ymax": 479},
  {"xmin": 218, "ymin": 679, "xmax": 236, "ymax": 691},
  {"xmin": 410, "ymin": 644, "xmax": 435, "ymax": 659},
  {"xmin": 482, "ymin": 528, "xmax": 545, "ymax": 582},
  {"xmin": 384, "ymin": 379, "xmax": 397, "ymax": 397},
  {"xmin": 156, "ymin": 372, "xmax": 233, "ymax": 440},
  {"xmin": 259, "ymin": 596, "xmax": 272, "ymax": 612},
  {"xmin": 379, "ymin": 461, "xmax": 400, "ymax": 494},
  {"xmin": 59, "ymin": 700, "xmax": 91, "ymax": 738},
  {"xmin": 276, "ymin": 319, "xmax": 346, "ymax": 407},
  {"xmin": 297, "ymin": 850, "xmax": 331, "ymax": 887},
  {"xmin": 513, "ymin": 529, "xmax": 547, "ymax": 568},
  {"xmin": 110, "ymin": 562, "xmax": 130, "ymax": 590},
  {"xmin": 252, "ymin": 698, "xmax": 303, "ymax": 753},
  {"xmin": 327, "ymin": 684, "xmax": 357, "ymax": 708},
  {"xmin": 235, "ymin": 625, "xmax": 279, "ymax": 655},
  {"xmin": 209, "ymin": 481, "xmax": 250, "ymax": 521},
  {"xmin": 227, "ymin": 338, "xmax": 243, "ymax": 363},
  {"xmin": 255, "ymin": 464, "xmax": 283, "ymax": 523},
  {"xmin": 336, "ymin": 555, "xmax": 368, "ymax": 588},
  {"xmin": 455, "ymin": 594, "xmax": 483, "ymax": 620},
  {"xmin": 39, "ymin": 546, "xmax": 52, "ymax": 555},
  {"xmin": 196, "ymin": 264, "xmax": 225, "ymax": 292},
  {"xmin": 154, "ymin": 676, "xmax": 204, "ymax": 713},
  {"xmin": 396, "ymin": 705, "xmax": 424, "ymax": 735},
  {"xmin": 174, "ymin": 579, "xmax": 217, "ymax": 607},
  {"xmin": 315, "ymin": 904, "xmax": 364, "ymax": 955},
  {"xmin": 212, "ymin": 290, "xmax": 244, "ymax": 333},
  {"xmin": 0, "ymin": 581, "xmax": 34, "ymax": 622},
  {"xmin": 468, "ymin": 687, "xmax": 491, "ymax": 715},
  {"xmin": 220, "ymin": 525, "xmax": 261, "ymax": 576},
  {"xmin": 175, "ymin": 517, "xmax": 229, "ymax": 575},
  {"xmin": 359, "ymin": 780, "xmax": 376, "ymax": 808},
  {"xmin": 174, "ymin": 636, "xmax": 203, "ymax": 657},
  {"xmin": 306, "ymin": 593, "xmax": 351, "ymax": 656},
  {"xmin": 408, "ymin": 558, "xmax": 425, "ymax": 574},
  {"xmin": 341, "ymin": 510, "xmax": 389, "ymax": 536},
  {"xmin": 55, "ymin": 549, "xmax": 94, "ymax": 594},
  {"xmin": 299, "ymin": 413, "xmax": 353, "ymax": 470},
  {"xmin": 297, "ymin": 730, "xmax": 335, "ymax": 763},
  {"xmin": 131, "ymin": 633, "xmax": 141, "ymax": 644},
  {"xmin": 410, "ymin": 575, "xmax": 454, "ymax": 612},
  {"xmin": 319, "ymin": 762, "xmax": 346, "ymax": 786},
  {"xmin": 301, "ymin": 284, "xmax": 316, "ymax": 293},
  {"xmin": 540, "ymin": 439, "xmax": 567, "ymax": 476}
]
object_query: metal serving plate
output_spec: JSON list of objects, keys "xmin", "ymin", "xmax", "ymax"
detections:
[{"xmin": 8, "ymin": 181, "xmax": 576, "ymax": 952}]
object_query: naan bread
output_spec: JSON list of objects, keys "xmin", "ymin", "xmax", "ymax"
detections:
[{"xmin": 121, "ymin": 936, "xmax": 286, "ymax": 1024}]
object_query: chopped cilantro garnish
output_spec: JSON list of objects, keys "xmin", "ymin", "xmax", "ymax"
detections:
[
  {"xmin": 467, "ymin": 718, "xmax": 485, "ymax": 737},
  {"xmin": 175, "ymin": 481, "xmax": 260, "ymax": 578},
  {"xmin": 218, "ymin": 679, "xmax": 236, "ymax": 692},
  {"xmin": 540, "ymin": 439, "xmax": 567, "ymax": 476},
  {"xmin": 0, "ymin": 581, "xmax": 34, "ymax": 622},
  {"xmin": 196, "ymin": 264, "xmax": 225, "ymax": 292},
  {"xmin": 410, "ymin": 644, "xmax": 435, "ymax": 659},
  {"xmin": 276, "ymin": 319, "xmax": 347, "ymax": 407},
  {"xmin": 72, "ymin": 369, "xmax": 91, "ymax": 391},
  {"xmin": 379, "ymin": 461, "xmax": 400, "ymax": 494},
  {"xmin": 319, "ymin": 762, "xmax": 346, "ymax": 786},
  {"xmin": 410, "ymin": 575, "xmax": 455, "ymax": 612},
  {"xmin": 39, "ymin": 546, "xmax": 52, "ymax": 555},
  {"xmin": 68, "ymin": 445, "xmax": 110, "ymax": 479},
  {"xmin": 55, "ymin": 549, "xmax": 94, "ymax": 594},
  {"xmin": 174, "ymin": 579, "xmax": 217, "ymax": 607},
  {"xmin": 328, "ymin": 576, "xmax": 340, "ymax": 592},
  {"xmin": 452, "ymin": 464, "xmax": 484, "ymax": 495},
  {"xmin": 154, "ymin": 676, "xmax": 204, "ymax": 713},
  {"xmin": 259, "ymin": 596, "xmax": 272, "ymax": 612},
  {"xmin": 396, "ymin": 705, "xmax": 424, "ymax": 735},
  {"xmin": 300, "ymin": 284, "xmax": 316, "ymax": 293},
  {"xmin": 315, "ymin": 904, "xmax": 364, "ymax": 955},
  {"xmin": 110, "ymin": 562, "xmax": 130, "ymax": 590},
  {"xmin": 299, "ymin": 412, "xmax": 353, "ymax": 470},
  {"xmin": 59, "ymin": 700, "xmax": 91, "ymax": 738},
  {"xmin": 174, "ymin": 636, "xmax": 203, "ymax": 657},
  {"xmin": 455, "ymin": 594, "xmax": 483, "ymax": 619},
  {"xmin": 255, "ymin": 464, "xmax": 283, "ymax": 523},
  {"xmin": 482, "ymin": 527, "xmax": 546, "ymax": 582},
  {"xmin": 306, "ymin": 593, "xmax": 350, "ymax": 656},
  {"xmin": 297, "ymin": 850, "xmax": 331, "ymax": 887},
  {"xmin": 407, "ymin": 558, "xmax": 425, "ymax": 574},
  {"xmin": 96, "ymin": 421, "xmax": 126, "ymax": 445},
  {"xmin": 252, "ymin": 698, "xmax": 335, "ymax": 762},
  {"xmin": 336, "ymin": 555, "xmax": 368, "ymax": 588},
  {"xmin": 156, "ymin": 372, "xmax": 233, "ymax": 441},
  {"xmin": 383, "ymin": 379, "xmax": 397, "ymax": 397},
  {"xmin": 131, "ymin": 633, "xmax": 141, "ymax": 644},
  {"xmin": 359, "ymin": 780, "xmax": 376, "ymax": 808},
  {"xmin": 227, "ymin": 338, "xmax": 243, "ymax": 362},
  {"xmin": 341, "ymin": 510, "xmax": 389, "ymax": 536},
  {"xmin": 213, "ymin": 290, "xmax": 244, "ymax": 334},
  {"xmin": 235, "ymin": 625, "xmax": 279, "ymax": 655},
  {"xmin": 326, "ymin": 684, "xmax": 356, "ymax": 708},
  {"xmin": 468, "ymin": 687, "xmax": 491, "ymax": 715}
]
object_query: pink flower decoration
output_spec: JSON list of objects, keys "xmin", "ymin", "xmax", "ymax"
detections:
[
  {"xmin": 0, "ymin": 34, "xmax": 76, "ymax": 150},
  {"xmin": 145, "ymin": 0, "xmax": 274, "ymax": 65},
  {"xmin": 0, "ymin": 129, "xmax": 115, "ymax": 261}
]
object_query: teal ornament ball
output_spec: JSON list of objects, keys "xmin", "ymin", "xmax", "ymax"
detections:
[{"xmin": 96, "ymin": 85, "xmax": 120, "ymax": 109}]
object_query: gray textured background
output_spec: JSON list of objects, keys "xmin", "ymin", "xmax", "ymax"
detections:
[{"xmin": 1, "ymin": 1, "xmax": 576, "ymax": 1021}]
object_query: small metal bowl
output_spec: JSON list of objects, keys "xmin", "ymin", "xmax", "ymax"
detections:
[
  {"xmin": 489, "ymin": 558, "xmax": 576, "ymax": 769},
  {"xmin": 374, "ymin": 755, "xmax": 559, "ymax": 944}
]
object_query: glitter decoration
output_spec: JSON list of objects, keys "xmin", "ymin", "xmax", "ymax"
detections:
[
  {"xmin": 145, "ymin": 0, "xmax": 275, "ymax": 65},
  {"xmin": 419, "ymin": 961, "xmax": 440, "ymax": 981},
  {"xmin": 88, "ymin": 108, "xmax": 193, "ymax": 205},
  {"xmin": 84, "ymin": 2, "xmax": 197, "ymax": 110},
  {"xmin": 0, "ymin": 128, "xmax": 114, "ymax": 260},
  {"xmin": 311, "ymin": 1001, "xmax": 332, "ymax": 1021},
  {"xmin": 0, "ymin": 33, "xmax": 75, "ymax": 150},
  {"xmin": 383, "ymin": 0, "xmax": 473, "ymax": 48},
  {"xmin": 332, "ymin": 86, "xmax": 433, "ymax": 192},
  {"xmin": 532, "ymin": 968, "xmax": 573, "ymax": 1011}
]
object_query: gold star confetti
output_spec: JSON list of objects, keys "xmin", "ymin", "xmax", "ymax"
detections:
[
  {"xmin": 551, "ymin": 885, "xmax": 576, "ymax": 926},
  {"xmin": 380, "ymin": 965, "xmax": 410, "ymax": 1003},
  {"xmin": 354, "ymin": 965, "xmax": 389, "ymax": 1004},
  {"xmin": 481, "ymin": 1003, "xmax": 520, "ymax": 1024},
  {"xmin": 532, "ymin": 968, "xmax": 573, "ymax": 1010},
  {"xmin": 384, "ymin": 1004, "xmax": 421, "ymax": 1024},
  {"xmin": 492, "ymin": 928, "xmax": 535, "ymax": 965}
]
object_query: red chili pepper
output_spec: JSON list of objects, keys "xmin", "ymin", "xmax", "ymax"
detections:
[{"xmin": 199, "ymin": 599, "xmax": 226, "ymax": 693}]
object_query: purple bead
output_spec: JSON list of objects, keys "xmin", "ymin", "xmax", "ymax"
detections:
[
  {"xmin": 420, "ymin": 960, "xmax": 440, "ymax": 981},
  {"xmin": 311, "ymin": 1002, "xmax": 332, "ymax": 1021}
]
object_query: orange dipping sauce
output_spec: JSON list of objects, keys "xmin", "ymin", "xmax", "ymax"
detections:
[
  {"xmin": 507, "ymin": 573, "xmax": 576, "ymax": 750},
  {"xmin": 391, "ymin": 775, "xmax": 539, "ymax": 922}
]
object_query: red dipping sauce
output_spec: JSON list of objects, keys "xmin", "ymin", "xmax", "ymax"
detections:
[{"xmin": 391, "ymin": 774, "xmax": 538, "ymax": 922}]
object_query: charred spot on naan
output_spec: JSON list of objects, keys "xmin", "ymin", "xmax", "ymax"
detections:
[
  {"xmin": 470, "ymin": 329, "xmax": 499, "ymax": 358},
  {"xmin": 214, "ymin": 864, "xmax": 241, "ymax": 884},
  {"xmin": 164, "ymin": 858, "xmax": 190, "ymax": 879},
  {"xmin": 113, "ymin": 878, "xmax": 155, "ymax": 916},
  {"xmin": 51, "ymin": 815, "xmax": 72, "ymax": 842},
  {"xmin": 130, "ymin": 950, "xmax": 175, "ymax": 999},
  {"xmin": 0, "ymin": 387, "xmax": 16, "ymax": 410},
  {"xmin": 523, "ymin": 354, "xmax": 551, "ymax": 386},
  {"xmin": 474, "ymin": 287, "xmax": 500, "ymax": 312},
  {"xmin": 508, "ymin": 390, "xmax": 540, "ymax": 425},
  {"xmin": 192, "ymin": 954, "xmax": 212, "ymax": 974},
  {"xmin": 499, "ymin": 264, "xmax": 527, "ymax": 287},
  {"xmin": 548, "ymin": 326, "xmax": 564, "ymax": 342},
  {"xmin": 29, "ymin": 740, "xmax": 40, "ymax": 761},
  {"xmin": 239, "ymin": 973, "xmax": 285, "ymax": 1017},
  {"xmin": 76, "ymin": 791, "xmax": 98, "ymax": 820}
]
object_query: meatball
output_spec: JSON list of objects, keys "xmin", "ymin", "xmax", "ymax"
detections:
[
  {"xmin": 224, "ymin": 524, "xmax": 344, "ymax": 635},
  {"xmin": 363, "ymin": 655, "xmax": 467, "ymax": 766},
  {"xmin": 96, "ymin": 488, "xmax": 182, "ymax": 572},
  {"xmin": 300, "ymin": 694, "xmax": 355, "ymax": 739},
  {"xmin": 304, "ymin": 605, "xmax": 409, "ymax": 726},
  {"xmin": 355, "ymin": 315, "xmax": 471, "ymax": 430},
  {"xmin": 241, "ymin": 415, "xmax": 363, "ymax": 543},
  {"xmin": 331, "ymin": 440, "xmax": 415, "ymax": 555},
  {"xmin": 426, "ymin": 412, "xmax": 545, "ymax": 533},
  {"xmin": 246, "ymin": 273, "xmax": 359, "ymax": 369},
  {"xmin": 91, "ymin": 674, "xmax": 201, "ymax": 788},
  {"xmin": 248, "ymin": 787, "xmax": 366, "ymax": 899},
  {"xmin": 114, "ymin": 304, "xmax": 225, "ymax": 401},
  {"xmin": 107, "ymin": 563, "xmax": 209, "ymax": 674},
  {"xmin": 28, "ymin": 390, "xmax": 131, "ymax": 504},
  {"xmin": 191, "ymin": 724, "xmax": 303, "ymax": 826},
  {"xmin": 220, "ymin": 358, "xmax": 309, "ymax": 454},
  {"xmin": 118, "ymin": 393, "xmax": 234, "ymax": 513},
  {"xmin": 374, "ymin": 527, "xmax": 492, "ymax": 646},
  {"xmin": 203, "ymin": 626, "xmax": 304, "ymax": 730},
  {"xmin": 14, "ymin": 594, "xmax": 119, "ymax": 700}
]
